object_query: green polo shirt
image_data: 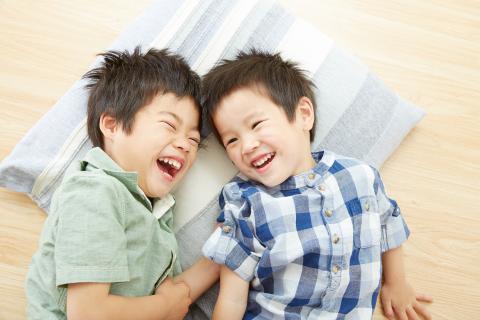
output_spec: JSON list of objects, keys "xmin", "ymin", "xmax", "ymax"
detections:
[{"xmin": 25, "ymin": 147, "xmax": 181, "ymax": 320}]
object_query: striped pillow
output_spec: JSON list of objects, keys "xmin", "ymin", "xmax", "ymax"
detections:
[{"xmin": 0, "ymin": 0, "xmax": 424, "ymax": 317}]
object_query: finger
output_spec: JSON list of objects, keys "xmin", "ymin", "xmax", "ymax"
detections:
[
  {"xmin": 406, "ymin": 306, "xmax": 420, "ymax": 320},
  {"xmin": 416, "ymin": 293, "xmax": 433, "ymax": 303},
  {"xmin": 413, "ymin": 301, "xmax": 432, "ymax": 320},
  {"xmin": 394, "ymin": 305, "xmax": 409, "ymax": 320},
  {"xmin": 382, "ymin": 298, "xmax": 395, "ymax": 319}
]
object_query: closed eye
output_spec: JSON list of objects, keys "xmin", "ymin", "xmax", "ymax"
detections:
[
  {"xmin": 252, "ymin": 120, "xmax": 265, "ymax": 129},
  {"xmin": 225, "ymin": 137, "xmax": 237, "ymax": 147},
  {"xmin": 189, "ymin": 137, "xmax": 200, "ymax": 145},
  {"xmin": 161, "ymin": 121, "xmax": 176, "ymax": 130}
]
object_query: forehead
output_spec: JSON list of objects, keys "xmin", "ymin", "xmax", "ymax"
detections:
[
  {"xmin": 213, "ymin": 89, "xmax": 293, "ymax": 142},
  {"xmin": 214, "ymin": 86, "xmax": 283, "ymax": 121},
  {"xmin": 142, "ymin": 92, "xmax": 200, "ymax": 126}
]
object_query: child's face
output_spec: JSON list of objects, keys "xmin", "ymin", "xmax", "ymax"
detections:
[
  {"xmin": 213, "ymin": 87, "xmax": 315, "ymax": 187},
  {"xmin": 108, "ymin": 93, "xmax": 200, "ymax": 198}
]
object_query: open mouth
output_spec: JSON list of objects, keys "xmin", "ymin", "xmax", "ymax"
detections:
[
  {"xmin": 251, "ymin": 152, "xmax": 275, "ymax": 170},
  {"xmin": 156, "ymin": 157, "xmax": 183, "ymax": 181}
]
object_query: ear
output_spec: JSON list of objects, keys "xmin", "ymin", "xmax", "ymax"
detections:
[
  {"xmin": 99, "ymin": 113, "xmax": 120, "ymax": 143},
  {"xmin": 295, "ymin": 97, "xmax": 315, "ymax": 132}
]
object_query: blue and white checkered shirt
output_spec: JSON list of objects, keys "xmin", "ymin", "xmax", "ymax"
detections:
[{"xmin": 203, "ymin": 151, "xmax": 410, "ymax": 319}]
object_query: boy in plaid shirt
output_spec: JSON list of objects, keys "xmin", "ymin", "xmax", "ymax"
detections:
[{"xmin": 202, "ymin": 50, "xmax": 432, "ymax": 319}]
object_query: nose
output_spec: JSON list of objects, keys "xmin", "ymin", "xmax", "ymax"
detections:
[
  {"xmin": 173, "ymin": 135, "xmax": 191, "ymax": 153},
  {"xmin": 241, "ymin": 134, "xmax": 259, "ymax": 156}
]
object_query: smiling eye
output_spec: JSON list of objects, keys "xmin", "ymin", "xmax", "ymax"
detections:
[
  {"xmin": 225, "ymin": 137, "xmax": 237, "ymax": 147},
  {"xmin": 252, "ymin": 120, "xmax": 264, "ymax": 129},
  {"xmin": 161, "ymin": 121, "xmax": 176, "ymax": 130},
  {"xmin": 189, "ymin": 137, "xmax": 200, "ymax": 146}
]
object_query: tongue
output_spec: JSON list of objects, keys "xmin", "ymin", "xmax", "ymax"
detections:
[{"xmin": 167, "ymin": 166, "xmax": 178, "ymax": 177}]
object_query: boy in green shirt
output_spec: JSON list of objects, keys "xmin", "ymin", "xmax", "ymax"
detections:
[{"xmin": 25, "ymin": 47, "xmax": 218, "ymax": 320}]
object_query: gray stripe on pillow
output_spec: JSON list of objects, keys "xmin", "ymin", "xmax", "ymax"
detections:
[
  {"xmin": 311, "ymin": 46, "xmax": 369, "ymax": 148},
  {"xmin": 317, "ymin": 73, "xmax": 397, "ymax": 164},
  {"xmin": 365, "ymin": 98, "xmax": 425, "ymax": 168},
  {"xmin": 0, "ymin": 80, "xmax": 89, "ymax": 194},
  {"xmin": 112, "ymin": 0, "xmax": 186, "ymax": 53},
  {"xmin": 243, "ymin": 2, "xmax": 294, "ymax": 52},
  {"xmin": 176, "ymin": 195, "xmax": 221, "ymax": 319},
  {"xmin": 169, "ymin": 0, "xmax": 238, "ymax": 65},
  {"xmin": 218, "ymin": 0, "xmax": 278, "ymax": 61}
]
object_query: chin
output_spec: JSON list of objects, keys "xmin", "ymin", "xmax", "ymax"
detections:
[
  {"xmin": 144, "ymin": 184, "xmax": 169, "ymax": 198},
  {"xmin": 256, "ymin": 178, "xmax": 277, "ymax": 188},
  {"xmin": 150, "ymin": 190, "xmax": 168, "ymax": 199},
  {"xmin": 266, "ymin": 176, "xmax": 289, "ymax": 188}
]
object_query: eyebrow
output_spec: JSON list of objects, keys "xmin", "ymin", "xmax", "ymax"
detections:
[{"xmin": 158, "ymin": 111, "xmax": 181, "ymax": 123}]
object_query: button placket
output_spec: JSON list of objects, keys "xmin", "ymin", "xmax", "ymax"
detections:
[
  {"xmin": 328, "ymin": 225, "xmax": 343, "ymax": 258},
  {"xmin": 332, "ymin": 265, "xmax": 340, "ymax": 273},
  {"xmin": 306, "ymin": 172, "xmax": 317, "ymax": 188},
  {"xmin": 329, "ymin": 260, "xmax": 342, "ymax": 289},
  {"xmin": 332, "ymin": 234, "xmax": 340, "ymax": 244},
  {"xmin": 326, "ymin": 222, "xmax": 343, "ymax": 290}
]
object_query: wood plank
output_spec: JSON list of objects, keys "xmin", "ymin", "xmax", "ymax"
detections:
[{"xmin": 1, "ymin": 0, "xmax": 479, "ymax": 318}]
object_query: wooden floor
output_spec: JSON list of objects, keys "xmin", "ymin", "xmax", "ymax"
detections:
[{"xmin": 1, "ymin": 1, "xmax": 479, "ymax": 319}]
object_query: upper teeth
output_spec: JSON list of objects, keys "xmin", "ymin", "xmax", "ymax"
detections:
[
  {"xmin": 253, "ymin": 153, "xmax": 274, "ymax": 167},
  {"xmin": 159, "ymin": 158, "xmax": 182, "ymax": 170}
]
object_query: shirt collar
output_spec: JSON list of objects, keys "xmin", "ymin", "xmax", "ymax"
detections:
[
  {"xmin": 80, "ymin": 147, "xmax": 175, "ymax": 213},
  {"xmin": 152, "ymin": 194, "xmax": 176, "ymax": 220},
  {"xmin": 275, "ymin": 150, "xmax": 334, "ymax": 191}
]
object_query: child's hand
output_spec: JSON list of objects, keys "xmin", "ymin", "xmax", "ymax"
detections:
[
  {"xmin": 381, "ymin": 280, "xmax": 433, "ymax": 320},
  {"xmin": 155, "ymin": 277, "xmax": 191, "ymax": 320}
]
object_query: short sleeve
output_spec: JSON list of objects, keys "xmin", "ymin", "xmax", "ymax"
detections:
[
  {"xmin": 54, "ymin": 175, "xmax": 130, "ymax": 286},
  {"xmin": 372, "ymin": 167, "xmax": 410, "ymax": 252},
  {"xmin": 202, "ymin": 183, "xmax": 260, "ymax": 282}
]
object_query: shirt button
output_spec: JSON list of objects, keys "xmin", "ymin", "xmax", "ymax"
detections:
[
  {"xmin": 333, "ymin": 234, "xmax": 340, "ymax": 244},
  {"xmin": 308, "ymin": 173, "xmax": 315, "ymax": 180},
  {"xmin": 222, "ymin": 225, "xmax": 232, "ymax": 233},
  {"xmin": 332, "ymin": 265, "xmax": 340, "ymax": 273},
  {"xmin": 325, "ymin": 209, "xmax": 333, "ymax": 217},
  {"xmin": 318, "ymin": 185, "xmax": 326, "ymax": 192},
  {"xmin": 365, "ymin": 202, "xmax": 370, "ymax": 211},
  {"xmin": 394, "ymin": 207, "xmax": 400, "ymax": 215}
]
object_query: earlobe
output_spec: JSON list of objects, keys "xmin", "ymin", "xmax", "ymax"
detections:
[
  {"xmin": 296, "ymin": 97, "xmax": 315, "ymax": 131},
  {"xmin": 99, "ymin": 113, "xmax": 119, "ymax": 142}
]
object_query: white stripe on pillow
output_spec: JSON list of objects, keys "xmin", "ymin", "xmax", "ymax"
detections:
[
  {"xmin": 151, "ymin": 0, "xmax": 198, "ymax": 49},
  {"xmin": 276, "ymin": 19, "xmax": 334, "ymax": 77},
  {"xmin": 192, "ymin": 0, "xmax": 260, "ymax": 75},
  {"xmin": 32, "ymin": 118, "xmax": 89, "ymax": 208}
]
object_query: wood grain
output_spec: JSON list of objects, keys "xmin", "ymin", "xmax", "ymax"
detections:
[{"xmin": 1, "ymin": 0, "xmax": 479, "ymax": 319}]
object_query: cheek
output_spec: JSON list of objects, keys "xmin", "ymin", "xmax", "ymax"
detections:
[
  {"xmin": 187, "ymin": 149, "xmax": 198, "ymax": 164},
  {"xmin": 258, "ymin": 128, "xmax": 278, "ymax": 142},
  {"xmin": 226, "ymin": 149, "xmax": 241, "ymax": 165}
]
